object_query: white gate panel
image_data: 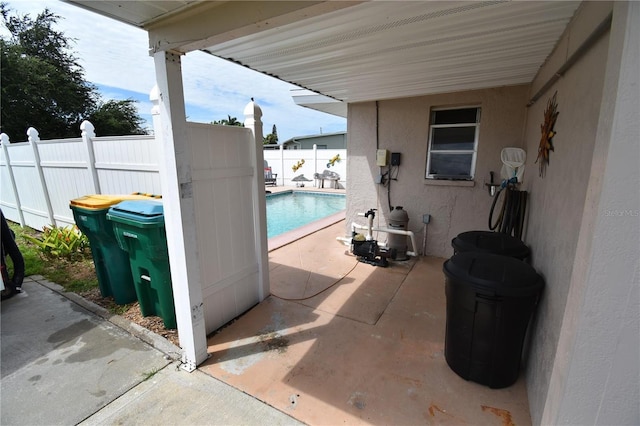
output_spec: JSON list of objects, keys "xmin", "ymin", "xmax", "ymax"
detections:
[{"xmin": 188, "ymin": 123, "xmax": 262, "ymax": 334}]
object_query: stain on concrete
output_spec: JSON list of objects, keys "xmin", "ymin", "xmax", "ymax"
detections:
[
  {"xmin": 348, "ymin": 392, "xmax": 367, "ymax": 410},
  {"xmin": 34, "ymin": 358, "xmax": 48, "ymax": 365},
  {"xmin": 46, "ymin": 319, "xmax": 144, "ymax": 363},
  {"xmin": 218, "ymin": 316, "xmax": 290, "ymax": 375},
  {"xmin": 289, "ymin": 393, "xmax": 300, "ymax": 409},
  {"xmin": 259, "ymin": 331, "xmax": 289, "ymax": 354},
  {"xmin": 47, "ymin": 319, "xmax": 95, "ymax": 347},
  {"xmin": 89, "ymin": 390, "xmax": 106, "ymax": 398},
  {"xmin": 28, "ymin": 375, "xmax": 41, "ymax": 382},
  {"xmin": 481, "ymin": 405, "xmax": 514, "ymax": 426},
  {"xmin": 428, "ymin": 403, "xmax": 466, "ymax": 423},
  {"xmin": 218, "ymin": 339, "xmax": 266, "ymax": 376}
]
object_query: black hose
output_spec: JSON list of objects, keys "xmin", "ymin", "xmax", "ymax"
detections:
[
  {"xmin": 518, "ymin": 192, "xmax": 528, "ymax": 238},
  {"xmin": 488, "ymin": 188, "xmax": 505, "ymax": 230},
  {"xmin": 488, "ymin": 187, "xmax": 528, "ymax": 239}
]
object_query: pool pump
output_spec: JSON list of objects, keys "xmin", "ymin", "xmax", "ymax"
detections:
[{"xmin": 350, "ymin": 209, "xmax": 394, "ymax": 267}]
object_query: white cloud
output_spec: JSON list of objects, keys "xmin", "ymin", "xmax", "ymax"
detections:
[{"xmin": 3, "ymin": 0, "xmax": 345, "ymax": 141}]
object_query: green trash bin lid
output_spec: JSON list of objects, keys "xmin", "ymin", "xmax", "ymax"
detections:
[{"xmin": 107, "ymin": 200, "xmax": 165, "ymax": 226}]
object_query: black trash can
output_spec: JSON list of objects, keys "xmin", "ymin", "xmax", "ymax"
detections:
[
  {"xmin": 443, "ymin": 252, "xmax": 543, "ymax": 388},
  {"xmin": 451, "ymin": 230, "xmax": 530, "ymax": 260}
]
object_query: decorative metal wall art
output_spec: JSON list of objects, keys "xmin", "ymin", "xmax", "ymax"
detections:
[{"xmin": 535, "ymin": 91, "xmax": 559, "ymax": 177}]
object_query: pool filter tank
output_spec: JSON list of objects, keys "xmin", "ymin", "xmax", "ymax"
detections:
[{"xmin": 388, "ymin": 206, "xmax": 409, "ymax": 261}]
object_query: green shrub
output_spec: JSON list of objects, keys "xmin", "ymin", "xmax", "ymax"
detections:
[{"xmin": 23, "ymin": 225, "xmax": 91, "ymax": 261}]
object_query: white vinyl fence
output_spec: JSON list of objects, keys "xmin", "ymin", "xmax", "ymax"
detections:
[
  {"xmin": 0, "ymin": 122, "xmax": 161, "ymax": 230},
  {"xmin": 263, "ymin": 145, "xmax": 346, "ymax": 188},
  {"xmin": 0, "ymin": 124, "xmax": 347, "ymax": 231}
]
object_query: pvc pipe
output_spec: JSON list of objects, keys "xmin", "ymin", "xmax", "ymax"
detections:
[
  {"xmin": 338, "ymin": 232, "xmax": 418, "ymax": 257},
  {"xmin": 355, "ymin": 212, "xmax": 375, "ymax": 240},
  {"xmin": 336, "ymin": 236, "xmax": 351, "ymax": 246},
  {"xmin": 373, "ymin": 226, "xmax": 418, "ymax": 258},
  {"xmin": 349, "ymin": 211, "xmax": 419, "ymax": 257},
  {"xmin": 347, "ymin": 219, "xmax": 420, "ymax": 257},
  {"xmin": 375, "ymin": 240, "xmax": 417, "ymax": 257},
  {"xmin": 422, "ymin": 223, "xmax": 428, "ymax": 256},
  {"xmin": 351, "ymin": 222, "xmax": 372, "ymax": 240}
]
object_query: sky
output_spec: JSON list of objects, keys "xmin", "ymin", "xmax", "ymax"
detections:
[{"xmin": 2, "ymin": 1, "xmax": 346, "ymax": 142}]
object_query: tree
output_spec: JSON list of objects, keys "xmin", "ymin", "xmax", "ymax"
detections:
[
  {"xmin": 264, "ymin": 124, "xmax": 278, "ymax": 145},
  {"xmin": 212, "ymin": 115, "xmax": 244, "ymax": 127},
  {"xmin": 0, "ymin": 5, "xmax": 146, "ymax": 139},
  {"xmin": 89, "ymin": 100, "xmax": 147, "ymax": 136}
]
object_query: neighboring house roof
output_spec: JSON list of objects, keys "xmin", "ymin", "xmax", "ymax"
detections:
[
  {"xmin": 67, "ymin": 1, "xmax": 580, "ymax": 107},
  {"xmin": 281, "ymin": 131, "xmax": 346, "ymax": 147}
]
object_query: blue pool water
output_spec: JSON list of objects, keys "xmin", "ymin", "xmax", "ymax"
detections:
[{"xmin": 266, "ymin": 191, "xmax": 346, "ymax": 238}]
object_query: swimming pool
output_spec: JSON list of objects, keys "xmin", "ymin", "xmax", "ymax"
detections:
[{"xmin": 266, "ymin": 191, "xmax": 346, "ymax": 239}]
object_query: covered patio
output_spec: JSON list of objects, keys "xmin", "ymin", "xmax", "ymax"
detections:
[{"xmin": 202, "ymin": 221, "xmax": 532, "ymax": 425}]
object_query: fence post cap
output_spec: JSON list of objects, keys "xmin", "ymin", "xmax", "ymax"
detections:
[
  {"xmin": 243, "ymin": 98, "xmax": 262, "ymax": 119},
  {"xmin": 80, "ymin": 120, "xmax": 95, "ymax": 137},
  {"xmin": 27, "ymin": 127, "xmax": 39, "ymax": 142}
]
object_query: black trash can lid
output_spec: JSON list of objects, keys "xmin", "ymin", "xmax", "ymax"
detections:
[
  {"xmin": 452, "ymin": 230, "xmax": 530, "ymax": 259},
  {"xmin": 443, "ymin": 252, "xmax": 543, "ymax": 296}
]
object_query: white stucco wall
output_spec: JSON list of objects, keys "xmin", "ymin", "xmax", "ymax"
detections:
[
  {"xmin": 519, "ymin": 3, "xmax": 624, "ymax": 423},
  {"xmin": 525, "ymin": 3, "xmax": 636, "ymax": 424},
  {"xmin": 346, "ymin": 86, "xmax": 528, "ymax": 256},
  {"xmin": 531, "ymin": 2, "xmax": 639, "ymax": 425}
]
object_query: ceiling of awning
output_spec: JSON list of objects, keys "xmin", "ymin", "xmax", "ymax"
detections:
[{"xmin": 66, "ymin": 1, "xmax": 581, "ymax": 115}]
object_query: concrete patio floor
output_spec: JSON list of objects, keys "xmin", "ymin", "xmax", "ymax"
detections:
[{"xmin": 199, "ymin": 219, "xmax": 532, "ymax": 425}]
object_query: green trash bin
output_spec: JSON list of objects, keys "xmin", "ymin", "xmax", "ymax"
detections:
[
  {"xmin": 107, "ymin": 200, "xmax": 176, "ymax": 329},
  {"xmin": 70, "ymin": 194, "xmax": 159, "ymax": 304}
]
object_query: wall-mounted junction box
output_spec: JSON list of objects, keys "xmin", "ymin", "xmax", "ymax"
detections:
[
  {"xmin": 422, "ymin": 214, "xmax": 431, "ymax": 224},
  {"xmin": 376, "ymin": 149, "xmax": 389, "ymax": 166},
  {"xmin": 390, "ymin": 152, "xmax": 401, "ymax": 166}
]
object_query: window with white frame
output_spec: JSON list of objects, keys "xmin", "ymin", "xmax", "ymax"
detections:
[{"xmin": 425, "ymin": 106, "xmax": 481, "ymax": 180}]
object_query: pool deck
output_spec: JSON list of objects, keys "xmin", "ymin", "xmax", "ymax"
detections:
[
  {"xmin": 266, "ymin": 185, "xmax": 347, "ymax": 252},
  {"xmin": 266, "ymin": 184, "xmax": 346, "ymax": 196}
]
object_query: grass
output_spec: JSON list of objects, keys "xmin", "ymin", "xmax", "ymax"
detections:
[
  {"xmin": 8, "ymin": 221, "xmax": 99, "ymax": 299},
  {"xmin": 141, "ymin": 367, "xmax": 161, "ymax": 381}
]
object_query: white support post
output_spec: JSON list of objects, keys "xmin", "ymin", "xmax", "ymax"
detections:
[
  {"xmin": 244, "ymin": 100, "xmax": 270, "ymax": 301},
  {"xmin": 151, "ymin": 52, "xmax": 208, "ymax": 372},
  {"xmin": 313, "ymin": 143, "xmax": 318, "ymax": 187},
  {"xmin": 80, "ymin": 121, "xmax": 101, "ymax": 194},
  {"xmin": 0, "ymin": 133, "xmax": 25, "ymax": 226},
  {"xmin": 279, "ymin": 144, "xmax": 284, "ymax": 186},
  {"xmin": 27, "ymin": 127, "xmax": 55, "ymax": 226}
]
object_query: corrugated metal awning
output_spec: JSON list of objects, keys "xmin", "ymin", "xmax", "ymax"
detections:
[{"xmin": 67, "ymin": 1, "xmax": 580, "ymax": 108}]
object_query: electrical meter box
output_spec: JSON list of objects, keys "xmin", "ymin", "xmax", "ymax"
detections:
[{"xmin": 376, "ymin": 149, "xmax": 389, "ymax": 166}]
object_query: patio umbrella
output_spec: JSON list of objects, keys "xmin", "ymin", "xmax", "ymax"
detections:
[{"xmin": 291, "ymin": 174, "xmax": 311, "ymax": 187}]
